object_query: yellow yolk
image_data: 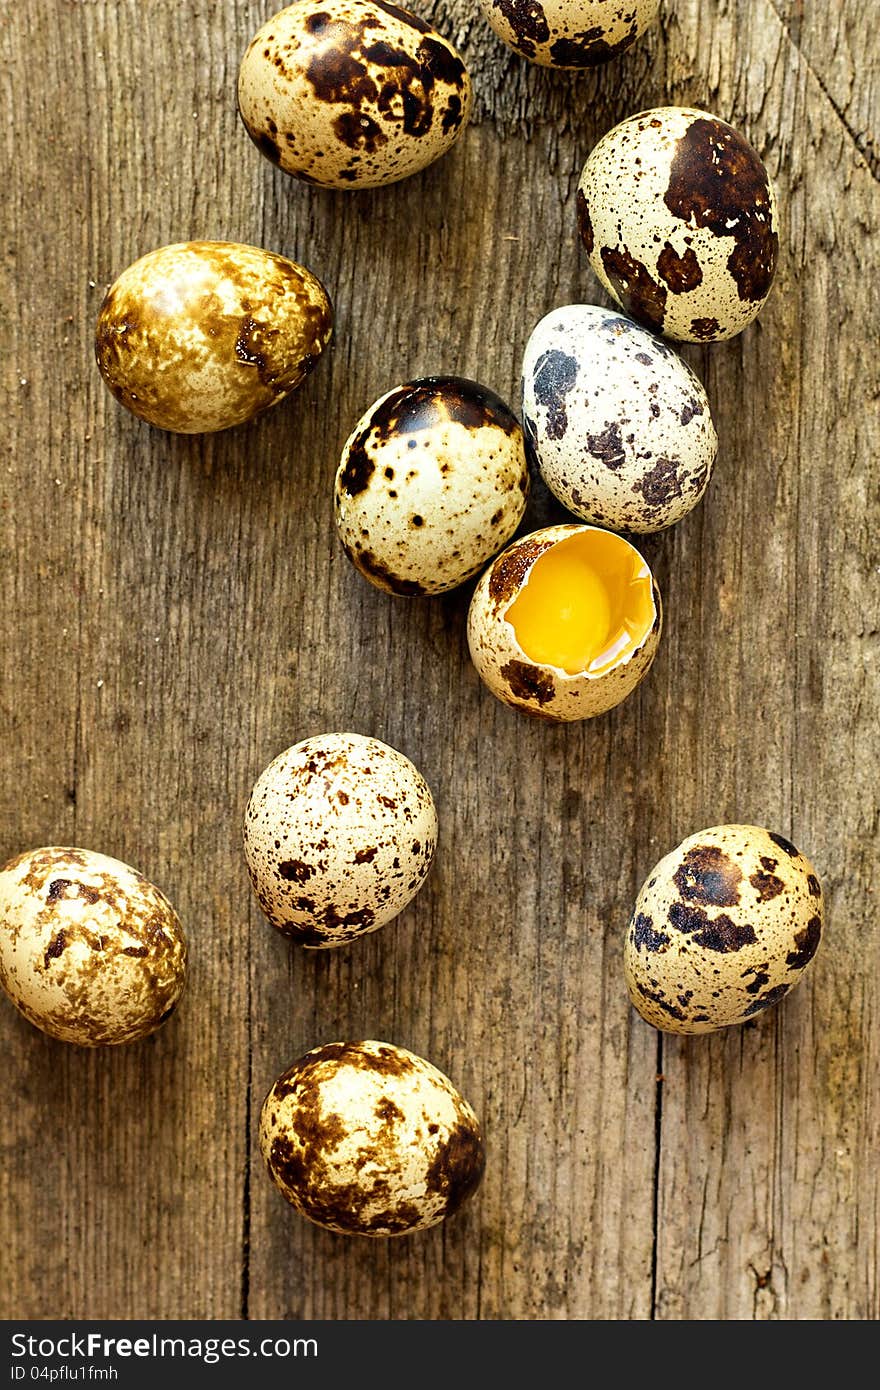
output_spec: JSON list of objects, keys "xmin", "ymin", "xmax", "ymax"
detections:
[{"xmin": 507, "ymin": 531, "xmax": 655, "ymax": 676}]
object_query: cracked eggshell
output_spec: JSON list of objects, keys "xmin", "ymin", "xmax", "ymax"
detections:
[
  {"xmin": 335, "ymin": 376, "xmax": 529, "ymax": 596},
  {"xmin": 521, "ymin": 305, "xmax": 717, "ymax": 533},
  {"xmin": 466, "ymin": 523, "xmax": 661, "ymax": 722},
  {"xmin": 260, "ymin": 1040, "xmax": 485, "ymax": 1236},
  {"xmin": 624, "ymin": 825, "xmax": 824, "ymax": 1035},
  {"xmin": 0, "ymin": 847, "xmax": 187, "ymax": 1046},
  {"xmin": 95, "ymin": 241, "xmax": 333, "ymax": 433},
  {"xmin": 479, "ymin": 0, "xmax": 659, "ymax": 69},
  {"xmin": 237, "ymin": 0, "xmax": 472, "ymax": 190},
  {"xmin": 577, "ymin": 107, "xmax": 779, "ymax": 341},
  {"xmin": 243, "ymin": 732, "xmax": 437, "ymax": 947}
]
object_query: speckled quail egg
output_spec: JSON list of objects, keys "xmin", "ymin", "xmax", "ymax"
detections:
[
  {"xmin": 478, "ymin": 0, "xmax": 659, "ymax": 68},
  {"xmin": 0, "ymin": 847, "xmax": 187, "ymax": 1045},
  {"xmin": 238, "ymin": 0, "xmax": 472, "ymax": 189},
  {"xmin": 521, "ymin": 305, "xmax": 718, "ymax": 533},
  {"xmin": 260, "ymin": 1039, "xmax": 485, "ymax": 1235},
  {"xmin": 624, "ymin": 824, "xmax": 824, "ymax": 1034},
  {"xmin": 95, "ymin": 241, "xmax": 333, "ymax": 433},
  {"xmin": 243, "ymin": 732, "xmax": 437, "ymax": 947},
  {"xmin": 467, "ymin": 523, "xmax": 661, "ymax": 721},
  {"xmin": 577, "ymin": 107, "xmax": 779, "ymax": 341},
  {"xmin": 335, "ymin": 377, "xmax": 529, "ymax": 596}
]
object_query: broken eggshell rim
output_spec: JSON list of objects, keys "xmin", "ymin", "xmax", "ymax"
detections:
[{"xmin": 485, "ymin": 522, "xmax": 662, "ymax": 681}]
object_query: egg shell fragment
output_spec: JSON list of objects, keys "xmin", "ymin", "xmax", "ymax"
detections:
[
  {"xmin": 95, "ymin": 241, "xmax": 333, "ymax": 433},
  {"xmin": 577, "ymin": 106, "xmax": 779, "ymax": 341},
  {"xmin": 624, "ymin": 824, "xmax": 824, "ymax": 1035},
  {"xmin": 238, "ymin": 0, "xmax": 472, "ymax": 189},
  {"xmin": 478, "ymin": 0, "xmax": 659, "ymax": 68},
  {"xmin": 243, "ymin": 732, "xmax": 437, "ymax": 947},
  {"xmin": 0, "ymin": 847, "xmax": 187, "ymax": 1046},
  {"xmin": 335, "ymin": 376, "xmax": 529, "ymax": 596},
  {"xmin": 467, "ymin": 523, "xmax": 662, "ymax": 722},
  {"xmin": 521, "ymin": 305, "xmax": 718, "ymax": 533},
  {"xmin": 260, "ymin": 1040, "xmax": 485, "ymax": 1235}
]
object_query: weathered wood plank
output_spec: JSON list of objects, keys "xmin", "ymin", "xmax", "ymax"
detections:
[{"xmin": 1, "ymin": 0, "xmax": 876, "ymax": 1321}]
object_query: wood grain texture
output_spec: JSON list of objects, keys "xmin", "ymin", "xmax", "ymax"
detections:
[{"xmin": 1, "ymin": 0, "xmax": 877, "ymax": 1320}]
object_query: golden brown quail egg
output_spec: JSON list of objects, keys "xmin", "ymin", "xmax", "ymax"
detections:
[
  {"xmin": 0, "ymin": 846, "xmax": 187, "ymax": 1045},
  {"xmin": 260, "ymin": 1040, "xmax": 485, "ymax": 1235},
  {"xmin": 95, "ymin": 240, "xmax": 332, "ymax": 432}
]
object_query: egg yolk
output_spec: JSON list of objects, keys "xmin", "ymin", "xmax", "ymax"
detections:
[{"xmin": 506, "ymin": 531, "xmax": 655, "ymax": 676}]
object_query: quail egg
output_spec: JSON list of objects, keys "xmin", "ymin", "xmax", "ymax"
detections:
[
  {"xmin": 238, "ymin": 0, "xmax": 472, "ymax": 189},
  {"xmin": 478, "ymin": 0, "xmax": 659, "ymax": 68},
  {"xmin": 260, "ymin": 1039, "xmax": 485, "ymax": 1235},
  {"xmin": 95, "ymin": 241, "xmax": 333, "ymax": 433},
  {"xmin": 243, "ymin": 732, "xmax": 437, "ymax": 947},
  {"xmin": 521, "ymin": 305, "xmax": 717, "ymax": 532},
  {"xmin": 577, "ymin": 107, "xmax": 779, "ymax": 341},
  {"xmin": 624, "ymin": 824, "xmax": 824, "ymax": 1034},
  {"xmin": 467, "ymin": 523, "xmax": 661, "ymax": 721},
  {"xmin": 335, "ymin": 376, "xmax": 529, "ymax": 595},
  {"xmin": 0, "ymin": 847, "xmax": 187, "ymax": 1045}
]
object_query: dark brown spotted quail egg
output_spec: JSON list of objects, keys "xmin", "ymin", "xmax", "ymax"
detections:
[
  {"xmin": 237, "ymin": 1, "xmax": 472, "ymax": 189},
  {"xmin": 521, "ymin": 305, "xmax": 717, "ymax": 533},
  {"xmin": 478, "ymin": 0, "xmax": 659, "ymax": 68},
  {"xmin": 260, "ymin": 1040, "xmax": 485, "ymax": 1235},
  {"xmin": 335, "ymin": 377, "xmax": 529, "ymax": 596},
  {"xmin": 467, "ymin": 523, "xmax": 661, "ymax": 721},
  {"xmin": 243, "ymin": 732, "xmax": 437, "ymax": 947},
  {"xmin": 0, "ymin": 847, "xmax": 187, "ymax": 1046},
  {"xmin": 96, "ymin": 241, "xmax": 333, "ymax": 433},
  {"xmin": 577, "ymin": 107, "xmax": 779, "ymax": 341},
  {"xmin": 624, "ymin": 825, "xmax": 824, "ymax": 1034}
]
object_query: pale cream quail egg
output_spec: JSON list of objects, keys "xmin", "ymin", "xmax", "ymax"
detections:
[
  {"xmin": 624, "ymin": 824, "xmax": 824, "ymax": 1034},
  {"xmin": 260, "ymin": 1039, "xmax": 485, "ymax": 1235},
  {"xmin": 521, "ymin": 305, "xmax": 717, "ymax": 532},
  {"xmin": 577, "ymin": 107, "xmax": 779, "ymax": 341},
  {"xmin": 335, "ymin": 376, "xmax": 529, "ymax": 595},
  {"xmin": 243, "ymin": 732, "xmax": 437, "ymax": 947}
]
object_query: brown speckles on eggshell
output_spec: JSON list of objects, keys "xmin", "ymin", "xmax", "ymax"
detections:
[
  {"xmin": 499, "ymin": 659, "xmax": 555, "ymax": 706},
  {"xmin": 575, "ymin": 187, "xmax": 594, "ymax": 253},
  {"xmin": 664, "ymin": 116, "xmax": 778, "ymax": 304},
  {"xmin": 672, "ymin": 844, "xmax": 743, "ymax": 907},
  {"xmin": 486, "ymin": 534, "xmax": 554, "ymax": 611},
  {"xmin": 599, "ymin": 244, "xmax": 667, "ymax": 333},
  {"xmin": 750, "ymin": 869, "xmax": 785, "ymax": 901},
  {"xmin": 656, "ymin": 241, "xmax": 703, "ymax": 293},
  {"xmin": 786, "ymin": 915, "xmax": 823, "ymax": 972}
]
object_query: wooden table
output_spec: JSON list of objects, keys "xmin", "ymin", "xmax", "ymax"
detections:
[{"xmin": 2, "ymin": 0, "xmax": 877, "ymax": 1320}]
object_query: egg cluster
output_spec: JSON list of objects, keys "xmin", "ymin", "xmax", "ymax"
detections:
[{"xmin": 2, "ymin": 0, "xmax": 822, "ymax": 1251}]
